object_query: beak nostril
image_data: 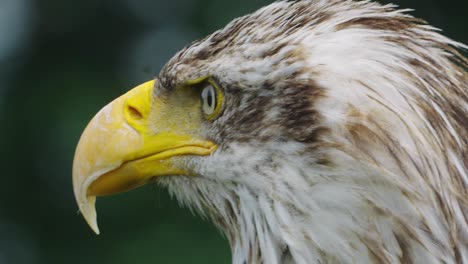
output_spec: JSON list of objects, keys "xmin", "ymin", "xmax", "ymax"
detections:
[{"xmin": 127, "ymin": 105, "xmax": 143, "ymax": 120}]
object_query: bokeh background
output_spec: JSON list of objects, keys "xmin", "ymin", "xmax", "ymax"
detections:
[{"xmin": 0, "ymin": 0, "xmax": 465, "ymax": 263}]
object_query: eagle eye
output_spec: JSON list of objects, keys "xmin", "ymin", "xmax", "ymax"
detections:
[
  {"xmin": 199, "ymin": 81, "xmax": 223, "ymax": 119},
  {"xmin": 201, "ymin": 84, "xmax": 215, "ymax": 113}
]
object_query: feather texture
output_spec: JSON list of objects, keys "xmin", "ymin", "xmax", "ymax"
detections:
[{"xmin": 156, "ymin": 0, "xmax": 467, "ymax": 263}]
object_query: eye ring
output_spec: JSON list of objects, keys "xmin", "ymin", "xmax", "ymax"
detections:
[{"xmin": 198, "ymin": 79, "xmax": 223, "ymax": 120}]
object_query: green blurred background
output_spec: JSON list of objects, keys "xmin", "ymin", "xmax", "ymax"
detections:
[{"xmin": 0, "ymin": 0, "xmax": 465, "ymax": 263}]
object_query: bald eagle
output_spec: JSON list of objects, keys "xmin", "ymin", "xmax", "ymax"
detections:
[{"xmin": 73, "ymin": 0, "xmax": 468, "ymax": 263}]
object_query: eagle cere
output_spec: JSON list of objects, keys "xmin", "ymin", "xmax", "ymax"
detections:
[{"xmin": 73, "ymin": 0, "xmax": 467, "ymax": 263}]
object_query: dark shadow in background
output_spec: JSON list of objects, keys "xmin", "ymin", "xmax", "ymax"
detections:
[{"xmin": 0, "ymin": 0, "xmax": 466, "ymax": 263}]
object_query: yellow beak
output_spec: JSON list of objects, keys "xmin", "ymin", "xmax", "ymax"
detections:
[{"xmin": 72, "ymin": 80, "xmax": 216, "ymax": 234}]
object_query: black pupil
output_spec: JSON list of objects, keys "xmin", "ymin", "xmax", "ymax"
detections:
[{"xmin": 207, "ymin": 89, "xmax": 213, "ymax": 108}]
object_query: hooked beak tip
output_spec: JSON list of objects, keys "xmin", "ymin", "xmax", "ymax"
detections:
[{"xmin": 78, "ymin": 195, "xmax": 100, "ymax": 235}]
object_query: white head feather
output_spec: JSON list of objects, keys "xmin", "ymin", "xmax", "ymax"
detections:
[{"xmin": 158, "ymin": 1, "xmax": 467, "ymax": 263}]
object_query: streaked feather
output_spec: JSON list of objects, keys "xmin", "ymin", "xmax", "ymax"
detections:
[{"xmin": 157, "ymin": 0, "xmax": 467, "ymax": 263}]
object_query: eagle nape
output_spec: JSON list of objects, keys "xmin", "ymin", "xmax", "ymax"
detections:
[{"xmin": 73, "ymin": 0, "xmax": 467, "ymax": 263}]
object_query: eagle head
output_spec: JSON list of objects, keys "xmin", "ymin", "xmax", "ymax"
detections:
[{"xmin": 73, "ymin": 0, "xmax": 467, "ymax": 263}]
